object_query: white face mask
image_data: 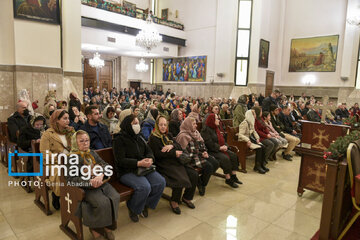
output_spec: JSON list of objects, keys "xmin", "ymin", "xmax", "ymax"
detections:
[{"xmin": 132, "ymin": 124, "xmax": 141, "ymax": 134}]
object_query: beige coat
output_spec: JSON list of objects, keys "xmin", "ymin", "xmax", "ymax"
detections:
[
  {"xmin": 40, "ymin": 128, "xmax": 69, "ymax": 196},
  {"xmin": 238, "ymin": 120, "xmax": 260, "ymax": 143}
]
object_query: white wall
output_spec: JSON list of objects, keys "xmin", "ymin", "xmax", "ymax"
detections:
[
  {"xmin": 126, "ymin": 56, "xmax": 151, "ymax": 83},
  {"xmin": 0, "ymin": 0, "xmax": 15, "ymax": 65},
  {"xmin": 63, "ymin": 0, "xmax": 82, "ymax": 72},
  {"xmin": 157, "ymin": 0, "xmax": 238, "ymax": 84},
  {"xmin": 279, "ymin": 0, "xmax": 348, "ymax": 87},
  {"xmin": 14, "ymin": 20, "xmax": 61, "ymax": 68}
]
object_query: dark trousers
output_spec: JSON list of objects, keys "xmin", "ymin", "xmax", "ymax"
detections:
[
  {"xmin": 199, "ymin": 158, "xmax": 215, "ymax": 187},
  {"xmin": 120, "ymin": 171, "xmax": 166, "ymax": 215},
  {"xmin": 261, "ymin": 138, "xmax": 278, "ymax": 160},
  {"xmin": 209, "ymin": 150, "xmax": 239, "ymax": 174},
  {"xmin": 171, "ymin": 167, "xmax": 198, "ymax": 203}
]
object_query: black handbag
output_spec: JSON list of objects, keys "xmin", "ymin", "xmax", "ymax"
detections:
[
  {"xmin": 249, "ymin": 133, "xmax": 258, "ymax": 144},
  {"xmin": 178, "ymin": 151, "xmax": 192, "ymax": 165},
  {"xmin": 136, "ymin": 165, "xmax": 156, "ymax": 176}
]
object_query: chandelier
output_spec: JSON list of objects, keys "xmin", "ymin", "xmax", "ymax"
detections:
[
  {"xmin": 135, "ymin": 15, "xmax": 162, "ymax": 52},
  {"xmin": 135, "ymin": 58, "xmax": 149, "ymax": 72},
  {"xmin": 89, "ymin": 52, "xmax": 105, "ymax": 69}
]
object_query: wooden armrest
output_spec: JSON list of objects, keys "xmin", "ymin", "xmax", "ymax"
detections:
[
  {"xmin": 228, "ymin": 145, "xmax": 239, "ymax": 153},
  {"xmin": 355, "ymin": 174, "xmax": 360, "ymax": 205}
]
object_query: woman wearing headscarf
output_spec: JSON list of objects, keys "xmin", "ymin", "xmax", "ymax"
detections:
[
  {"xmin": 157, "ymin": 102, "xmax": 170, "ymax": 120},
  {"xmin": 233, "ymin": 94, "xmax": 248, "ymax": 127},
  {"xmin": 18, "ymin": 115, "xmax": 46, "ymax": 152},
  {"xmin": 100, "ymin": 106, "xmax": 120, "ymax": 134},
  {"xmin": 238, "ymin": 110, "xmax": 268, "ymax": 174},
  {"xmin": 168, "ymin": 109, "xmax": 183, "ymax": 137},
  {"xmin": 253, "ymin": 106, "xmax": 279, "ymax": 162},
  {"xmin": 69, "ymin": 92, "xmax": 81, "ymax": 114},
  {"xmin": 67, "ymin": 130, "xmax": 120, "ymax": 240},
  {"xmin": 201, "ymin": 114, "xmax": 242, "ymax": 188},
  {"xmin": 148, "ymin": 116, "xmax": 197, "ymax": 215},
  {"xmin": 69, "ymin": 106, "xmax": 86, "ymax": 131},
  {"xmin": 141, "ymin": 109, "xmax": 159, "ymax": 141},
  {"xmin": 40, "ymin": 109, "xmax": 75, "ymax": 210},
  {"xmin": 262, "ymin": 111, "xmax": 288, "ymax": 149},
  {"xmin": 113, "ymin": 115, "xmax": 165, "ymax": 222},
  {"xmin": 138, "ymin": 103, "xmax": 147, "ymax": 123},
  {"xmin": 188, "ymin": 103, "xmax": 201, "ymax": 122},
  {"xmin": 176, "ymin": 117, "xmax": 218, "ymax": 196}
]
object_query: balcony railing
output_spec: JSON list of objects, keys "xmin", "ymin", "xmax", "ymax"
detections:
[{"xmin": 81, "ymin": 0, "xmax": 184, "ymax": 31}]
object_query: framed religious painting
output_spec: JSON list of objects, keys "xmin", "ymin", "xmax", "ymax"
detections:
[
  {"xmin": 163, "ymin": 56, "xmax": 207, "ymax": 82},
  {"xmin": 161, "ymin": 8, "xmax": 168, "ymax": 20},
  {"xmin": 13, "ymin": 0, "xmax": 60, "ymax": 24},
  {"xmin": 258, "ymin": 39, "xmax": 270, "ymax": 68},
  {"xmin": 289, "ymin": 35, "xmax": 339, "ymax": 72}
]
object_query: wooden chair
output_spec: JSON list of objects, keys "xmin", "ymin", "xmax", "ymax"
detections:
[
  {"xmin": 337, "ymin": 140, "xmax": 360, "ymax": 240},
  {"xmin": 17, "ymin": 147, "xmax": 33, "ymax": 193},
  {"xmin": 0, "ymin": 122, "xmax": 7, "ymax": 166},
  {"xmin": 226, "ymin": 126, "xmax": 255, "ymax": 173},
  {"xmin": 196, "ymin": 122, "xmax": 202, "ymax": 132},
  {"xmin": 59, "ymin": 147, "xmax": 134, "ymax": 240},
  {"xmin": 32, "ymin": 140, "xmax": 52, "ymax": 215}
]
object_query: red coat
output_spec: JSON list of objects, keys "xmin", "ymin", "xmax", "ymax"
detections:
[{"xmin": 255, "ymin": 119, "xmax": 269, "ymax": 142}]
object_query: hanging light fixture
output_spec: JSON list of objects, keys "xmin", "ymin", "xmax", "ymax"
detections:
[
  {"xmin": 135, "ymin": 14, "xmax": 162, "ymax": 52},
  {"xmin": 89, "ymin": 52, "xmax": 105, "ymax": 69},
  {"xmin": 136, "ymin": 58, "xmax": 149, "ymax": 72}
]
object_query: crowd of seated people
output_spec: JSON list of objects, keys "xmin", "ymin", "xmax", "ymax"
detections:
[{"xmin": 7, "ymin": 86, "xmax": 360, "ymax": 239}]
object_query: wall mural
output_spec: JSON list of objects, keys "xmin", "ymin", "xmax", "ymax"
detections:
[
  {"xmin": 289, "ymin": 35, "xmax": 339, "ymax": 72},
  {"xmin": 163, "ymin": 56, "xmax": 207, "ymax": 82},
  {"xmin": 13, "ymin": 0, "xmax": 60, "ymax": 24}
]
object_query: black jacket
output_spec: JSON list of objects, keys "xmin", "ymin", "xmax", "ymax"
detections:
[
  {"xmin": 80, "ymin": 121, "xmax": 112, "ymax": 150},
  {"xmin": 335, "ymin": 108, "xmax": 350, "ymax": 120},
  {"xmin": 168, "ymin": 120, "xmax": 181, "ymax": 138},
  {"xmin": 17, "ymin": 125, "xmax": 41, "ymax": 152},
  {"xmin": 7, "ymin": 112, "xmax": 30, "ymax": 143},
  {"xmin": 201, "ymin": 126, "xmax": 224, "ymax": 153},
  {"xmin": 306, "ymin": 109, "xmax": 321, "ymax": 122},
  {"xmin": 278, "ymin": 112, "xmax": 295, "ymax": 134},
  {"xmin": 113, "ymin": 131, "xmax": 154, "ymax": 178},
  {"xmin": 261, "ymin": 96, "xmax": 277, "ymax": 112}
]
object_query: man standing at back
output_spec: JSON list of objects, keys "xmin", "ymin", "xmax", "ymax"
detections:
[
  {"xmin": 7, "ymin": 101, "xmax": 31, "ymax": 143},
  {"xmin": 80, "ymin": 105, "xmax": 112, "ymax": 150}
]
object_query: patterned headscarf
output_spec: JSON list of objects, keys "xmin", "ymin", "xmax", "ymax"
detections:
[
  {"xmin": 151, "ymin": 116, "xmax": 173, "ymax": 146},
  {"xmin": 70, "ymin": 130, "xmax": 96, "ymax": 166},
  {"xmin": 50, "ymin": 109, "xmax": 75, "ymax": 148},
  {"xmin": 176, "ymin": 117, "xmax": 203, "ymax": 149}
]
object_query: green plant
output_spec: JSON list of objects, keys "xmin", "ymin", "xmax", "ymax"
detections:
[{"xmin": 324, "ymin": 130, "xmax": 360, "ymax": 159}]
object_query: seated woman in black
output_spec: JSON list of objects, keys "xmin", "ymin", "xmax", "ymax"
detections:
[
  {"xmin": 175, "ymin": 117, "xmax": 218, "ymax": 196},
  {"xmin": 18, "ymin": 115, "xmax": 46, "ymax": 152},
  {"xmin": 168, "ymin": 109, "xmax": 183, "ymax": 137},
  {"xmin": 67, "ymin": 130, "xmax": 120, "ymax": 240},
  {"xmin": 149, "ymin": 116, "xmax": 197, "ymax": 215},
  {"xmin": 201, "ymin": 113, "xmax": 242, "ymax": 188},
  {"xmin": 113, "ymin": 115, "xmax": 166, "ymax": 223}
]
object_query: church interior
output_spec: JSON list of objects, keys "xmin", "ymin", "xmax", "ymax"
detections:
[{"xmin": 1, "ymin": 0, "xmax": 360, "ymax": 239}]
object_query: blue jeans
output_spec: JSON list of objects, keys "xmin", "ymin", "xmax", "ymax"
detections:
[{"xmin": 120, "ymin": 171, "xmax": 166, "ymax": 215}]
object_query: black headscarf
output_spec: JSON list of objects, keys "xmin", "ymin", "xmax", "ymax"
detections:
[{"xmin": 120, "ymin": 114, "xmax": 136, "ymax": 137}]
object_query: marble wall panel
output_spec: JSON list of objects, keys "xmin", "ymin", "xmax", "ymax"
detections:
[{"xmin": 0, "ymin": 71, "xmax": 15, "ymax": 121}]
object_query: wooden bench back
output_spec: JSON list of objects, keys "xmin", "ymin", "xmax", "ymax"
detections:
[
  {"xmin": 94, "ymin": 147, "xmax": 134, "ymax": 202},
  {"xmin": 222, "ymin": 119, "xmax": 233, "ymax": 128}
]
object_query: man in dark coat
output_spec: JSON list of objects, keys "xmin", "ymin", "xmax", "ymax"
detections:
[
  {"xmin": 7, "ymin": 101, "xmax": 31, "ymax": 143},
  {"xmin": 80, "ymin": 105, "xmax": 112, "ymax": 150},
  {"xmin": 335, "ymin": 103, "xmax": 350, "ymax": 120},
  {"xmin": 261, "ymin": 90, "xmax": 281, "ymax": 112}
]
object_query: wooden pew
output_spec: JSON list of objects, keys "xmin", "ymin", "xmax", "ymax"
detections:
[
  {"xmin": 196, "ymin": 122, "xmax": 202, "ymax": 132},
  {"xmin": 32, "ymin": 140, "xmax": 52, "ymax": 215},
  {"xmin": 221, "ymin": 119, "xmax": 233, "ymax": 128},
  {"xmin": 5, "ymin": 123, "xmax": 18, "ymax": 174},
  {"xmin": 0, "ymin": 122, "xmax": 7, "ymax": 166},
  {"xmin": 59, "ymin": 147, "xmax": 134, "ymax": 240},
  {"xmin": 226, "ymin": 126, "xmax": 255, "ymax": 173},
  {"xmin": 17, "ymin": 147, "xmax": 33, "ymax": 193}
]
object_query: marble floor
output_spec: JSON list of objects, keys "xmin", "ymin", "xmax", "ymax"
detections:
[{"xmin": 0, "ymin": 153, "xmax": 322, "ymax": 240}]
